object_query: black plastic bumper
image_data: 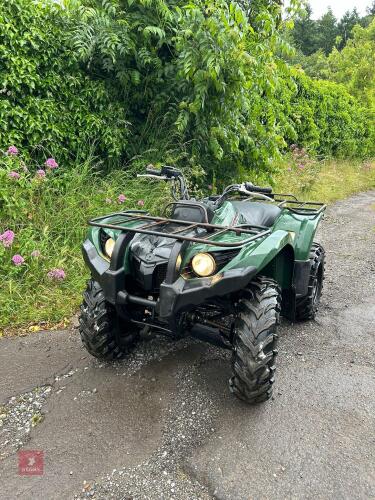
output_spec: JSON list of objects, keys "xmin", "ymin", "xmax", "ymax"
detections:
[
  {"xmin": 82, "ymin": 237, "xmax": 129, "ymax": 305},
  {"xmin": 156, "ymin": 267, "xmax": 257, "ymax": 319},
  {"xmin": 82, "ymin": 238, "xmax": 257, "ymax": 317}
]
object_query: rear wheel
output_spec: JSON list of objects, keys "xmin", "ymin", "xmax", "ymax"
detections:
[
  {"xmin": 229, "ymin": 276, "xmax": 281, "ymax": 404},
  {"xmin": 296, "ymin": 243, "xmax": 325, "ymax": 321},
  {"xmin": 79, "ymin": 279, "xmax": 139, "ymax": 360}
]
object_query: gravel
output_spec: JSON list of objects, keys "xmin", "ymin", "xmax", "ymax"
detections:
[
  {"xmin": 0, "ymin": 386, "xmax": 52, "ymax": 460},
  {"xmin": 77, "ymin": 346, "xmax": 229, "ymax": 499}
]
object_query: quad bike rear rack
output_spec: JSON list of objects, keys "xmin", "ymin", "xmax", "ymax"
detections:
[
  {"xmin": 238, "ymin": 194, "xmax": 326, "ymax": 217},
  {"xmin": 88, "ymin": 210, "xmax": 271, "ymax": 248},
  {"xmin": 271, "ymin": 194, "xmax": 326, "ymax": 216}
]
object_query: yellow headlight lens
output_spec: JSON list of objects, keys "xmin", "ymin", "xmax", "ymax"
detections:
[
  {"xmin": 191, "ymin": 253, "xmax": 216, "ymax": 277},
  {"xmin": 104, "ymin": 237, "xmax": 115, "ymax": 258}
]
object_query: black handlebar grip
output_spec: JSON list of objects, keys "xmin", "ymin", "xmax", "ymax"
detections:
[
  {"xmin": 146, "ymin": 165, "xmax": 161, "ymax": 175},
  {"xmin": 245, "ymin": 183, "xmax": 272, "ymax": 194}
]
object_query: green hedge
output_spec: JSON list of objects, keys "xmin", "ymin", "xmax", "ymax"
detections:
[
  {"xmin": 0, "ymin": 0, "xmax": 373, "ymax": 179},
  {"xmin": 0, "ymin": 0, "xmax": 128, "ymax": 164},
  {"xmin": 286, "ymin": 71, "xmax": 374, "ymax": 158}
]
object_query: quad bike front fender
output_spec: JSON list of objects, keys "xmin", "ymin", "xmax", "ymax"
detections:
[
  {"xmin": 224, "ymin": 229, "xmax": 312, "ymax": 298},
  {"xmin": 224, "ymin": 229, "xmax": 294, "ymax": 275}
]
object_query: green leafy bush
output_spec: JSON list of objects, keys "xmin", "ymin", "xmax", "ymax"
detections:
[
  {"xmin": 69, "ymin": 0, "xmax": 374, "ymax": 183},
  {"xmin": 0, "ymin": 0, "xmax": 129, "ymax": 164},
  {"xmin": 327, "ymin": 19, "xmax": 375, "ymax": 110},
  {"xmin": 287, "ymin": 71, "xmax": 375, "ymax": 158},
  {"xmin": 68, "ymin": 0, "xmax": 294, "ymax": 184}
]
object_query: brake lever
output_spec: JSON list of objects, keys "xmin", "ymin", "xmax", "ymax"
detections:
[
  {"xmin": 137, "ymin": 174, "xmax": 169, "ymax": 180},
  {"xmin": 241, "ymin": 188, "xmax": 275, "ymax": 202}
]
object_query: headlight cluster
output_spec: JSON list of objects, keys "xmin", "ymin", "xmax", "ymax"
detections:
[
  {"xmin": 100, "ymin": 231, "xmax": 230, "ymax": 278},
  {"xmin": 191, "ymin": 253, "xmax": 216, "ymax": 277}
]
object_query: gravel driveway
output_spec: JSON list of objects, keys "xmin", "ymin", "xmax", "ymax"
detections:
[{"xmin": 0, "ymin": 190, "xmax": 374, "ymax": 499}]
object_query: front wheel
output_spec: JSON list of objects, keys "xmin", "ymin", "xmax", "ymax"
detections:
[
  {"xmin": 79, "ymin": 279, "xmax": 139, "ymax": 360},
  {"xmin": 229, "ymin": 276, "xmax": 281, "ymax": 404}
]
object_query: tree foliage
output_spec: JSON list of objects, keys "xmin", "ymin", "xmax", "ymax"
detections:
[
  {"xmin": 327, "ymin": 20, "xmax": 375, "ymax": 110},
  {"xmin": 291, "ymin": 3, "xmax": 374, "ymax": 56},
  {"xmin": 68, "ymin": 0, "xmax": 292, "ymax": 182},
  {"xmin": 0, "ymin": 0, "xmax": 373, "ymax": 185}
]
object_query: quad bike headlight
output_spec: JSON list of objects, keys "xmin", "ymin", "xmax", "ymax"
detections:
[
  {"xmin": 104, "ymin": 237, "xmax": 116, "ymax": 258},
  {"xmin": 191, "ymin": 253, "xmax": 216, "ymax": 277}
]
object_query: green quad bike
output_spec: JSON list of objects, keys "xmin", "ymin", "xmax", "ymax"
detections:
[{"xmin": 79, "ymin": 166, "xmax": 326, "ymax": 404}]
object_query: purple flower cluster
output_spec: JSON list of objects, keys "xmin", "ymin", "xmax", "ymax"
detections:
[
  {"xmin": 287, "ymin": 144, "xmax": 311, "ymax": 174},
  {"xmin": 47, "ymin": 268, "xmax": 66, "ymax": 281},
  {"xmin": 12, "ymin": 254, "xmax": 24, "ymax": 266},
  {"xmin": 45, "ymin": 158, "xmax": 58, "ymax": 169},
  {"xmin": 7, "ymin": 145, "xmax": 19, "ymax": 156},
  {"xmin": 8, "ymin": 171, "xmax": 20, "ymax": 180},
  {"xmin": 118, "ymin": 194, "xmax": 126, "ymax": 203},
  {"xmin": 4, "ymin": 146, "xmax": 60, "ymax": 181},
  {"xmin": 0, "ymin": 230, "xmax": 15, "ymax": 247}
]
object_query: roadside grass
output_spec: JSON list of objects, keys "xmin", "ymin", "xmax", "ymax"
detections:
[
  {"xmin": 1, "ymin": 153, "xmax": 374, "ymax": 334},
  {"xmin": 0, "ymin": 156, "xmax": 169, "ymax": 333},
  {"xmin": 275, "ymin": 157, "xmax": 375, "ymax": 203}
]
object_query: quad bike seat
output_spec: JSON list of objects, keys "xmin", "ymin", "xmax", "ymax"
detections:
[
  {"xmin": 171, "ymin": 201, "xmax": 215, "ymax": 223},
  {"xmin": 231, "ymin": 201, "xmax": 281, "ymax": 227}
]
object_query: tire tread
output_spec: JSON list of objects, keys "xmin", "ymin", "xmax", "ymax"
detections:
[
  {"xmin": 79, "ymin": 279, "xmax": 138, "ymax": 360},
  {"xmin": 230, "ymin": 276, "xmax": 281, "ymax": 404}
]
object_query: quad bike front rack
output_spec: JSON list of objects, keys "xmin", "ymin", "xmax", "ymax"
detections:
[{"xmin": 88, "ymin": 210, "xmax": 271, "ymax": 248}]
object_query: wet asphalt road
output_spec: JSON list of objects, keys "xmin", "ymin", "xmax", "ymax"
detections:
[{"xmin": 0, "ymin": 191, "xmax": 374, "ymax": 499}]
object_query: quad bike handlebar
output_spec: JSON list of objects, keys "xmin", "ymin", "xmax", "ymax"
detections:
[
  {"xmin": 139, "ymin": 165, "xmax": 190, "ymax": 200},
  {"xmin": 138, "ymin": 165, "xmax": 275, "ymax": 205},
  {"xmin": 244, "ymin": 183, "xmax": 273, "ymax": 195},
  {"xmin": 145, "ymin": 165, "xmax": 182, "ymax": 179},
  {"xmin": 145, "ymin": 166, "xmax": 162, "ymax": 176}
]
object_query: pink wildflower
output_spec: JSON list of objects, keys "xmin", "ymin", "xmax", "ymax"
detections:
[
  {"xmin": 7, "ymin": 145, "xmax": 19, "ymax": 156},
  {"xmin": 31, "ymin": 250, "xmax": 41, "ymax": 258},
  {"xmin": 8, "ymin": 171, "xmax": 20, "ymax": 179},
  {"xmin": 287, "ymin": 167, "xmax": 292, "ymax": 171},
  {"xmin": 298, "ymin": 164, "xmax": 304, "ymax": 169},
  {"xmin": 45, "ymin": 158, "xmax": 58, "ymax": 169},
  {"xmin": 0, "ymin": 229, "xmax": 15, "ymax": 247},
  {"xmin": 36, "ymin": 169, "xmax": 46, "ymax": 179},
  {"xmin": 47, "ymin": 268, "xmax": 66, "ymax": 281},
  {"xmin": 12, "ymin": 254, "xmax": 24, "ymax": 266},
  {"xmin": 118, "ymin": 194, "xmax": 126, "ymax": 203},
  {"xmin": 137, "ymin": 199, "xmax": 145, "ymax": 207},
  {"xmin": 208, "ymin": 184, "xmax": 213, "ymax": 190}
]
